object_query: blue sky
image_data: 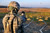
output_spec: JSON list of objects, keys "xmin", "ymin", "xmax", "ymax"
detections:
[{"xmin": 0, "ymin": 0, "xmax": 50, "ymax": 8}]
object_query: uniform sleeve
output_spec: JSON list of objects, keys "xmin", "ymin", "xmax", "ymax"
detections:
[
  {"xmin": 18, "ymin": 16, "xmax": 22, "ymax": 26},
  {"xmin": 2, "ymin": 14, "xmax": 9, "ymax": 30}
]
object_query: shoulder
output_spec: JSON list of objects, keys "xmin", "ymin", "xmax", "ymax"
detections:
[
  {"xmin": 2, "ymin": 14, "xmax": 10, "ymax": 23},
  {"xmin": 3, "ymin": 14, "xmax": 10, "ymax": 20}
]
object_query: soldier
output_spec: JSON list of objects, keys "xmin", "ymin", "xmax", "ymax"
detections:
[
  {"xmin": 20, "ymin": 11, "xmax": 27, "ymax": 22},
  {"xmin": 2, "ymin": 1, "xmax": 23, "ymax": 33},
  {"xmin": 19, "ymin": 11, "xmax": 27, "ymax": 33}
]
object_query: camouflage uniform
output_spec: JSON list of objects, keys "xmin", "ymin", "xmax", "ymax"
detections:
[{"xmin": 2, "ymin": 1, "xmax": 23, "ymax": 33}]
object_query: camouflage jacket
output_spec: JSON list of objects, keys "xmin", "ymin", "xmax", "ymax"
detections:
[{"xmin": 2, "ymin": 13, "xmax": 22, "ymax": 33}]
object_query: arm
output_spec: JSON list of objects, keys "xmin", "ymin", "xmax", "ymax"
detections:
[
  {"xmin": 18, "ymin": 17, "xmax": 23, "ymax": 26},
  {"xmin": 2, "ymin": 14, "xmax": 9, "ymax": 30}
]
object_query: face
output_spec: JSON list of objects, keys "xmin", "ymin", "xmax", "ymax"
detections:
[
  {"xmin": 12, "ymin": 8, "xmax": 18, "ymax": 15},
  {"xmin": 21, "ymin": 13, "xmax": 24, "ymax": 16}
]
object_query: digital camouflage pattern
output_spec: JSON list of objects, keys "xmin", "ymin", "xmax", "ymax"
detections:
[
  {"xmin": 8, "ymin": 1, "xmax": 20, "ymax": 11},
  {"xmin": 2, "ymin": 14, "xmax": 22, "ymax": 33},
  {"xmin": 2, "ymin": 1, "xmax": 23, "ymax": 33}
]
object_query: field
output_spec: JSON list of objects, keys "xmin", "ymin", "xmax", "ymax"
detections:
[
  {"xmin": 25, "ymin": 12, "xmax": 50, "ymax": 25},
  {"xmin": 0, "ymin": 8, "xmax": 50, "ymax": 13},
  {"xmin": 0, "ymin": 8, "xmax": 50, "ymax": 33}
]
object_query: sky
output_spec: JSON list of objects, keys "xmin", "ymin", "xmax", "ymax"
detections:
[{"xmin": 0, "ymin": 0, "xmax": 50, "ymax": 8}]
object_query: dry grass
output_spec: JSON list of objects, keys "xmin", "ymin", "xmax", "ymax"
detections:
[
  {"xmin": 0, "ymin": 8, "xmax": 8, "ymax": 13},
  {"xmin": 19, "ymin": 8, "xmax": 50, "ymax": 12},
  {"xmin": 0, "ymin": 8, "xmax": 50, "ymax": 13}
]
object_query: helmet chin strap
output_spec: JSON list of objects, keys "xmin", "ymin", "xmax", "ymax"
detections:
[
  {"xmin": 10, "ymin": 10, "xmax": 18, "ymax": 16},
  {"xmin": 10, "ymin": 10, "xmax": 13, "ymax": 15}
]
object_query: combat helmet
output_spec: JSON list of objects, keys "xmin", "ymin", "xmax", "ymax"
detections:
[{"xmin": 8, "ymin": 1, "xmax": 20, "ymax": 11}]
